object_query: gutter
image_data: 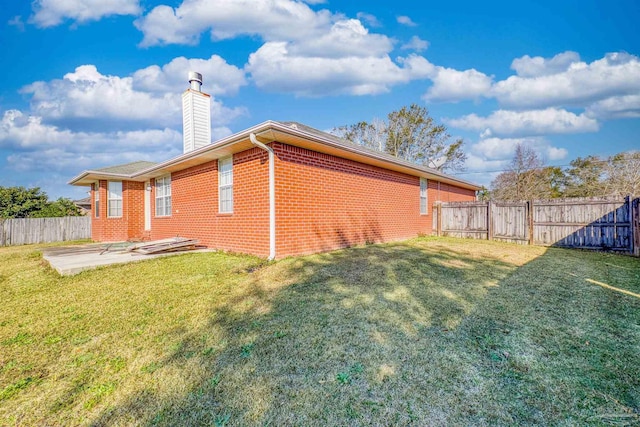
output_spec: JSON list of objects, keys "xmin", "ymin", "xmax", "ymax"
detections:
[{"xmin": 249, "ymin": 133, "xmax": 276, "ymax": 261}]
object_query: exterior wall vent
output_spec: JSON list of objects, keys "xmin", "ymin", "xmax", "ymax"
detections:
[{"xmin": 182, "ymin": 71, "xmax": 211, "ymax": 153}]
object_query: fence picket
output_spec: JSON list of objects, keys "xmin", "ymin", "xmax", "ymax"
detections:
[
  {"xmin": 435, "ymin": 197, "xmax": 639, "ymax": 255},
  {"xmin": 0, "ymin": 216, "xmax": 91, "ymax": 247}
]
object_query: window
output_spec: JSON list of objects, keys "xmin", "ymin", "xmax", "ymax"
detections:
[
  {"xmin": 155, "ymin": 175, "xmax": 172, "ymax": 217},
  {"xmin": 94, "ymin": 183, "xmax": 99, "ymax": 218},
  {"xmin": 219, "ymin": 157, "xmax": 233, "ymax": 213},
  {"xmin": 107, "ymin": 181, "xmax": 122, "ymax": 217},
  {"xmin": 420, "ymin": 178, "xmax": 428, "ymax": 215}
]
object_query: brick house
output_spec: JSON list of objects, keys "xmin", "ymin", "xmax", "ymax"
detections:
[{"xmin": 69, "ymin": 72, "xmax": 479, "ymax": 259}]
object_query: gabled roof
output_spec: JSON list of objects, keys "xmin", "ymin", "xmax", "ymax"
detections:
[
  {"xmin": 73, "ymin": 197, "xmax": 91, "ymax": 207},
  {"xmin": 69, "ymin": 121, "xmax": 480, "ymax": 191},
  {"xmin": 95, "ymin": 161, "xmax": 157, "ymax": 175}
]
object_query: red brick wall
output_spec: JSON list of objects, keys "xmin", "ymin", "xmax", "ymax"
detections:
[
  {"xmin": 148, "ymin": 147, "xmax": 271, "ymax": 256},
  {"xmin": 431, "ymin": 181, "xmax": 477, "ymax": 202},
  {"xmin": 91, "ymin": 180, "xmax": 144, "ymax": 242},
  {"xmin": 89, "ymin": 143, "xmax": 475, "ymax": 256},
  {"xmin": 271, "ymin": 143, "xmax": 475, "ymax": 257}
]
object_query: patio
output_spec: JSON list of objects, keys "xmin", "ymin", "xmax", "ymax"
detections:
[{"xmin": 42, "ymin": 242, "xmax": 209, "ymax": 275}]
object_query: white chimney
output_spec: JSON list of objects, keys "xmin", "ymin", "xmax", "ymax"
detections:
[{"xmin": 182, "ymin": 71, "xmax": 211, "ymax": 153}]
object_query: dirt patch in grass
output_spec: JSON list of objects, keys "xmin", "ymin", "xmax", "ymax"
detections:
[{"xmin": 0, "ymin": 238, "xmax": 638, "ymax": 425}]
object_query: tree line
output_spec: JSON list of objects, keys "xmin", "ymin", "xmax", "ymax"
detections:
[
  {"xmin": 486, "ymin": 145, "xmax": 640, "ymax": 201},
  {"xmin": 333, "ymin": 104, "xmax": 638, "ymax": 201},
  {"xmin": 0, "ymin": 186, "xmax": 82, "ymax": 219}
]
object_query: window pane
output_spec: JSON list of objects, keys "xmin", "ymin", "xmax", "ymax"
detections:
[
  {"xmin": 219, "ymin": 157, "xmax": 233, "ymax": 213},
  {"xmin": 108, "ymin": 181, "xmax": 122, "ymax": 199},
  {"xmin": 220, "ymin": 186, "xmax": 233, "ymax": 213},
  {"xmin": 155, "ymin": 176, "xmax": 172, "ymax": 216},
  {"xmin": 156, "ymin": 202, "xmax": 162, "ymax": 217}
]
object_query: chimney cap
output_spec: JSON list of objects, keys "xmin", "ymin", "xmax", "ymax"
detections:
[{"xmin": 188, "ymin": 71, "xmax": 203, "ymax": 84}]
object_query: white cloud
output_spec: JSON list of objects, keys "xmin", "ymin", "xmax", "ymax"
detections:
[
  {"xmin": 464, "ymin": 153, "xmax": 510, "ymax": 174},
  {"xmin": 356, "ymin": 12, "xmax": 380, "ymax": 27},
  {"xmin": 0, "ymin": 109, "xmax": 231, "ymax": 173},
  {"xmin": 246, "ymin": 43, "xmax": 431, "ymax": 96},
  {"xmin": 30, "ymin": 0, "xmax": 140, "ymax": 27},
  {"xmin": 423, "ymin": 66, "xmax": 493, "ymax": 102},
  {"xmin": 401, "ymin": 36, "xmax": 429, "ymax": 52},
  {"xmin": 470, "ymin": 136, "xmax": 568, "ymax": 162},
  {"xmin": 134, "ymin": 0, "xmax": 438, "ymax": 98},
  {"xmin": 586, "ymin": 94, "xmax": 640, "ymax": 119},
  {"xmin": 396, "ymin": 15, "xmax": 416, "ymax": 26},
  {"xmin": 135, "ymin": 0, "xmax": 334, "ymax": 47},
  {"xmin": 8, "ymin": 15, "xmax": 25, "ymax": 31},
  {"xmin": 21, "ymin": 63, "xmax": 245, "ymax": 131},
  {"xmin": 286, "ymin": 19, "xmax": 393, "ymax": 58},
  {"xmin": 510, "ymin": 51, "xmax": 580, "ymax": 77},
  {"xmin": 493, "ymin": 52, "xmax": 640, "ymax": 108},
  {"xmin": 132, "ymin": 55, "xmax": 246, "ymax": 95},
  {"xmin": 447, "ymin": 108, "xmax": 599, "ymax": 136},
  {"xmin": 414, "ymin": 51, "xmax": 640, "ymax": 114}
]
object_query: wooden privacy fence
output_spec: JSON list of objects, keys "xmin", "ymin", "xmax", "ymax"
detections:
[
  {"xmin": 0, "ymin": 216, "xmax": 91, "ymax": 246},
  {"xmin": 433, "ymin": 196, "xmax": 640, "ymax": 256}
]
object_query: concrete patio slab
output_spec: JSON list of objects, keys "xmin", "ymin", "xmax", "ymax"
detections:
[{"xmin": 43, "ymin": 243, "xmax": 210, "ymax": 276}]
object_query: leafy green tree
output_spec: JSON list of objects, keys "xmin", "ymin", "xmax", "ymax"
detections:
[
  {"xmin": 0, "ymin": 186, "xmax": 82, "ymax": 218},
  {"xmin": 564, "ymin": 155, "xmax": 605, "ymax": 197},
  {"xmin": 0, "ymin": 186, "xmax": 48, "ymax": 218},
  {"xmin": 31, "ymin": 198, "xmax": 83, "ymax": 218},
  {"xmin": 333, "ymin": 104, "xmax": 467, "ymax": 172}
]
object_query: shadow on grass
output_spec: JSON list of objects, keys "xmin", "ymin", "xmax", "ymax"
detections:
[{"xmin": 88, "ymin": 239, "xmax": 640, "ymax": 426}]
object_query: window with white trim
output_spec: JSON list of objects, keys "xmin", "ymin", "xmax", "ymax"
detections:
[
  {"xmin": 420, "ymin": 178, "xmax": 428, "ymax": 214},
  {"xmin": 155, "ymin": 175, "xmax": 172, "ymax": 217},
  {"xmin": 218, "ymin": 157, "xmax": 233, "ymax": 213},
  {"xmin": 94, "ymin": 183, "xmax": 99, "ymax": 218},
  {"xmin": 107, "ymin": 181, "xmax": 122, "ymax": 217}
]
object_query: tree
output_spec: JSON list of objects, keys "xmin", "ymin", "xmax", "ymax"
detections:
[
  {"xmin": 602, "ymin": 151, "xmax": 640, "ymax": 197},
  {"xmin": 0, "ymin": 186, "xmax": 48, "ymax": 218},
  {"xmin": 564, "ymin": 155, "xmax": 605, "ymax": 197},
  {"xmin": 333, "ymin": 118, "xmax": 387, "ymax": 152},
  {"xmin": 333, "ymin": 104, "xmax": 467, "ymax": 172},
  {"xmin": 0, "ymin": 186, "xmax": 82, "ymax": 218},
  {"xmin": 490, "ymin": 144, "xmax": 558, "ymax": 201},
  {"xmin": 31, "ymin": 198, "xmax": 83, "ymax": 218}
]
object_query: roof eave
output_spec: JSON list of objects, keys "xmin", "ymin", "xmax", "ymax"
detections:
[
  {"xmin": 69, "ymin": 120, "xmax": 480, "ymax": 191},
  {"xmin": 68, "ymin": 171, "xmax": 136, "ymax": 186},
  {"xmin": 266, "ymin": 122, "xmax": 481, "ymax": 191}
]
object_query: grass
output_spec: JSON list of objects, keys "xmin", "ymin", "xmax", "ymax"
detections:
[{"xmin": 0, "ymin": 237, "xmax": 639, "ymax": 426}]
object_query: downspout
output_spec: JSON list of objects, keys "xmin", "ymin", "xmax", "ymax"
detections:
[{"xmin": 249, "ymin": 133, "xmax": 276, "ymax": 260}]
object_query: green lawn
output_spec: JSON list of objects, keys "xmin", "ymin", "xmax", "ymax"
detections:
[{"xmin": 1, "ymin": 237, "xmax": 639, "ymax": 426}]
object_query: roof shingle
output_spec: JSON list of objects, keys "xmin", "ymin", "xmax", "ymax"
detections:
[{"xmin": 95, "ymin": 161, "xmax": 158, "ymax": 175}]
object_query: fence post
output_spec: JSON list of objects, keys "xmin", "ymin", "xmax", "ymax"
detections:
[
  {"xmin": 487, "ymin": 200, "xmax": 493, "ymax": 241},
  {"xmin": 632, "ymin": 196, "xmax": 640, "ymax": 257},
  {"xmin": 0, "ymin": 219, "xmax": 4, "ymax": 246},
  {"xmin": 527, "ymin": 200, "xmax": 534, "ymax": 246},
  {"xmin": 436, "ymin": 202, "xmax": 442, "ymax": 237}
]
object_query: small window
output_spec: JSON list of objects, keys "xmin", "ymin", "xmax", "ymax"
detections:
[
  {"xmin": 107, "ymin": 181, "xmax": 122, "ymax": 217},
  {"xmin": 420, "ymin": 178, "xmax": 428, "ymax": 215},
  {"xmin": 94, "ymin": 183, "xmax": 99, "ymax": 218},
  {"xmin": 155, "ymin": 175, "xmax": 172, "ymax": 217},
  {"xmin": 219, "ymin": 157, "xmax": 233, "ymax": 213}
]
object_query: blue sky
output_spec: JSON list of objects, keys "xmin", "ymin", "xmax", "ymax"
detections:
[{"xmin": 0, "ymin": 0, "xmax": 638, "ymax": 199}]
